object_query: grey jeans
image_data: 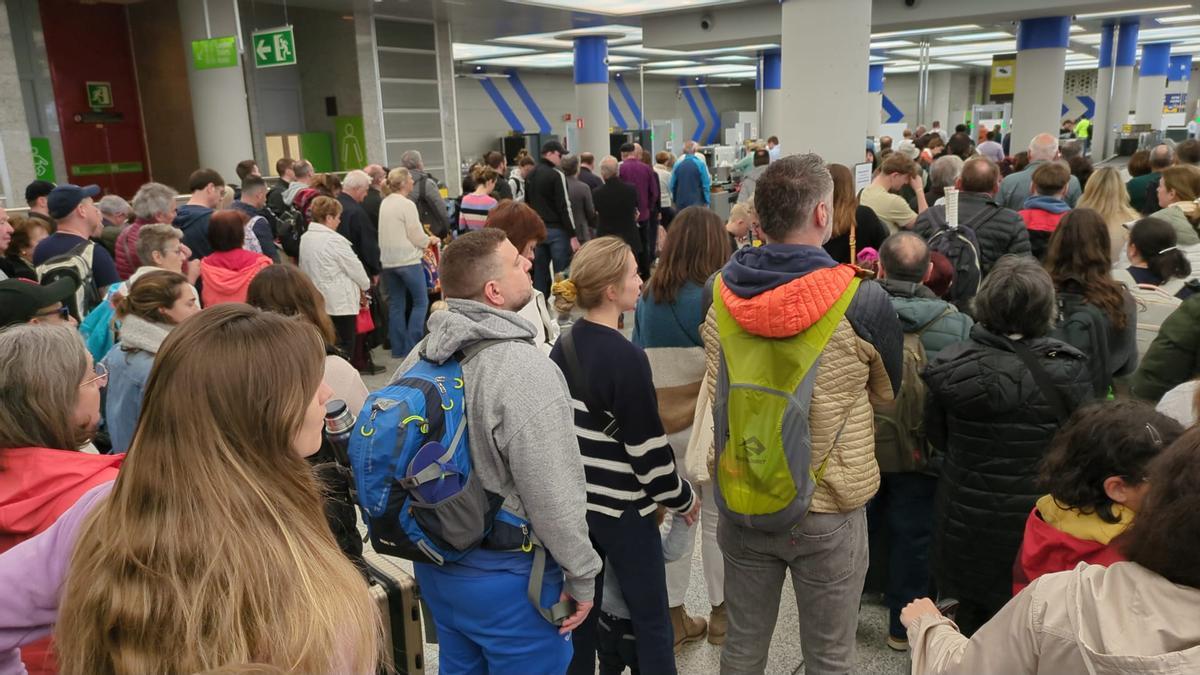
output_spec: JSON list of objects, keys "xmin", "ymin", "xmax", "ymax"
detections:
[{"xmin": 718, "ymin": 508, "xmax": 868, "ymax": 675}]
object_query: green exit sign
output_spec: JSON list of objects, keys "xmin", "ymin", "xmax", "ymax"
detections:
[
  {"xmin": 86, "ymin": 82, "xmax": 112, "ymax": 109},
  {"xmin": 252, "ymin": 26, "xmax": 297, "ymax": 69},
  {"xmin": 192, "ymin": 35, "xmax": 238, "ymax": 70}
]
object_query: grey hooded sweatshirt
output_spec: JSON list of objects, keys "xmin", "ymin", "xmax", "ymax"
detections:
[{"xmin": 392, "ymin": 299, "xmax": 601, "ymax": 601}]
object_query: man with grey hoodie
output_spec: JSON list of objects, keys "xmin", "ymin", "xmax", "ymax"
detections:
[{"xmin": 391, "ymin": 228, "xmax": 600, "ymax": 672}]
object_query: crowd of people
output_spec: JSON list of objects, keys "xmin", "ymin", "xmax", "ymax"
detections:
[{"xmin": 0, "ymin": 120, "xmax": 1199, "ymax": 675}]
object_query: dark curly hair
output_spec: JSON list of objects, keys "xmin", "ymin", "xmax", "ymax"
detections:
[
  {"xmin": 1038, "ymin": 400, "xmax": 1183, "ymax": 524},
  {"xmin": 1124, "ymin": 426, "xmax": 1200, "ymax": 588}
]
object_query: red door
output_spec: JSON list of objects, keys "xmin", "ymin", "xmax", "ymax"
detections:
[{"xmin": 40, "ymin": 0, "xmax": 150, "ymax": 198}]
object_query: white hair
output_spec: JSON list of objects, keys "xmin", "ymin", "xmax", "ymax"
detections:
[
  {"xmin": 599, "ymin": 156, "xmax": 619, "ymax": 179},
  {"xmin": 97, "ymin": 195, "xmax": 130, "ymax": 217},
  {"xmin": 400, "ymin": 150, "xmax": 423, "ymax": 170},
  {"xmin": 342, "ymin": 170, "xmax": 371, "ymax": 192},
  {"xmin": 1028, "ymin": 133, "xmax": 1059, "ymax": 162}
]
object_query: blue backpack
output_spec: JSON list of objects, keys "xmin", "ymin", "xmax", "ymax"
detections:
[{"xmin": 348, "ymin": 338, "xmax": 572, "ymax": 624}]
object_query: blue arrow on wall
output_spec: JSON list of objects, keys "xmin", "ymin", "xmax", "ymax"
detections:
[
  {"xmin": 1062, "ymin": 103, "xmax": 1070, "ymax": 117},
  {"xmin": 679, "ymin": 77, "xmax": 706, "ymax": 142},
  {"xmin": 881, "ymin": 94, "xmax": 903, "ymax": 124},
  {"xmin": 1077, "ymin": 95, "xmax": 1095, "ymax": 119}
]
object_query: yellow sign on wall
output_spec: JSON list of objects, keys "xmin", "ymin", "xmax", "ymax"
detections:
[{"xmin": 990, "ymin": 57, "xmax": 1017, "ymax": 97}]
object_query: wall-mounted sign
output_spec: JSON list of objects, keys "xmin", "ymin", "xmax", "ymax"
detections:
[
  {"xmin": 30, "ymin": 137, "xmax": 54, "ymax": 183},
  {"xmin": 252, "ymin": 26, "xmax": 297, "ymax": 69},
  {"xmin": 990, "ymin": 56, "xmax": 1017, "ymax": 97},
  {"xmin": 192, "ymin": 36, "xmax": 238, "ymax": 70},
  {"xmin": 71, "ymin": 162, "xmax": 144, "ymax": 176},
  {"xmin": 86, "ymin": 82, "xmax": 113, "ymax": 109}
]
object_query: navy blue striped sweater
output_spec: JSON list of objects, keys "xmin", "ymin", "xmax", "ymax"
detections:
[{"xmin": 549, "ymin": 319, "xmax": 695, "ymax": 518}]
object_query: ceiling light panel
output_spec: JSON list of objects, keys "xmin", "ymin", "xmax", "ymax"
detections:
[
  {"xmin": 1134, "ymin": 26, "xmax": 1200, "ymax": 41},
  {"xmin": 646, "ymin": 64, "xmax": 758, "ymax": 76},
  {"xmin": 869, "ymin": 40, "xmax": 915, "ymax": 49},
  {"xmin": 640, "ymin": 60, "xmax": 699, "ymax": 68},
  {"xmin": 689, "ymin": 43, "xmax": 779, "ymax": 56},
  {"xmin": 452, "ymin": 43, "xmax": 537, "ymax": 60},
  {"xmin": 1157, "ymin": 14, "xmax": 1200, "ymax": 24},
  {"xmin": 885, "ymin": 63, "xmax": 960, "ymax": 73},
  {"xmin": 470, "ymin": 52, "xmax": 638, "ymax": 68},
  {"xmin": 609, "ymin": 45, "xmax": 689, "ymax": 57},
  {"xmin": 892, "ymin": 40, "xmax": 1017, "ymax": 58},
  {"xmin": 871, "ymin": 24, "xmax": 979, "ymax": 39},
  {"xmin": 494, "ymin": 24, "xmax": 641, "ymax": 49},
  {"xmin": 938, "ymin": 31, "xmax": 1012, "ymax": 42},
  {"xmin": 1075, "ymin": 5, "xmax": 1189, "ymax": 20},
  {"xmin": 709, "ymin": 55, "xmax": 755, "ymax": 62},
  {"xmin": 503, "ymin": 0, "xmax": 732, "ymax": 16}
]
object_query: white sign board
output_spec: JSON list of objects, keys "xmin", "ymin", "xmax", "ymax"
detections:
[{"xmin": 854, "ymin": 162, "xmax": 873, "ymax": 195}]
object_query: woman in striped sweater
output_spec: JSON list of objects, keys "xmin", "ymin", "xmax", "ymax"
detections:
[
  {"xmin": 633, "ymin": 206, "xmax": 731, "ymax": 650},
  {"xmin": 550, "ymin": 236, "xmax": 700, "ymax": 675},
  {"xmin": 458, "ymin": 165, "xmax": 500, "ymax": 232}
]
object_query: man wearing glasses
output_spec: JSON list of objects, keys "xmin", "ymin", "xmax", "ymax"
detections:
[{"xmin": 0, "ymin": 277, "xmax": 80, "ymax": 328}]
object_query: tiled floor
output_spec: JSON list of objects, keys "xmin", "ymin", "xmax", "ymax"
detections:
[{"xmin": 360, "ymin": 345, "xmax": 910, "ymax": 675}]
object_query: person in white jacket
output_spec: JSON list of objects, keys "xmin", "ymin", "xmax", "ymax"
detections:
[
  {"xmin": 378, "ymin": 168, "xmax": 440, "ymax": 359},
  {"xmin": 900, "ymin": 428, "xmax": 1200, "ymax": 675},
  {"xmin": 299, "ymin": 196, "xmax": 370, "ymax": 359}
]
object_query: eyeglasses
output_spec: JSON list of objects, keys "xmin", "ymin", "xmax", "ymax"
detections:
[
  {"xmin": 35, "ymin": 306, "xmax": 71, "ymax": 321},
  {"xmin": 80, "ymin": 362, "xmax": 108, "ymax": 389}
]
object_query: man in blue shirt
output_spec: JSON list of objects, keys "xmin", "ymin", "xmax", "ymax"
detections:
[
  {"xmin": 669, "ymin": 141, "xmax": 712, "ymax": 210},
  {"xmin": 32, "ymin": 184, "xmax": 119, "ymax": 300}
]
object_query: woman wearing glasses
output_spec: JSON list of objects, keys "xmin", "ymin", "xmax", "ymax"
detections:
[
  {"xmin": 102, "ymin": 271, "xmax": 200, "ymax": 455},
  {"xmin": 0, "ymin": 323, "xmax": 120, "ymax": 673}
]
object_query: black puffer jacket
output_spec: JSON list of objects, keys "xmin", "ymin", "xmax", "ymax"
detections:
[
  {"xmin": 914, "ymin": 191, "xmax": 1030, "ymax": 276},
  {"xmin": 922, "ymin": 324, "xmax": 1093, "ymax": 610},
  {"xmin": 526, "ymin": 158, "xmax": 576, "ymax": 236}
]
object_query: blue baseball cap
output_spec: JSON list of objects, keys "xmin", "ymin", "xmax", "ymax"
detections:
[{"xmin": 47, "ymin": 183, "xmax": 101, "ymax": 219}]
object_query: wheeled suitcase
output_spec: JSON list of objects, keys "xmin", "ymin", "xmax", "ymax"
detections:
[{"xmin": 365, "ymin": 551, "xmax": 426, "ymax": 674}]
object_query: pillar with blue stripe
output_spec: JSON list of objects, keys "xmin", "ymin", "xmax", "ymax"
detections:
[
  {"xmin": 1136, "ymin": 43, "xmax": 1173, "ymax": 128},
  {"xmin": 1011, "ymin": 16, "xmax": 1070, "ymax": 151},
  {"xmin": 757, "ymin": 50, "xmax": 781, "ymax": 140},
  {"xmin": 1109, "ymin": 20, "xmax": 1140, "ymax": 149},
  {"xmin": 868, "ymin": 64, "xmax": 884, "ymax": 138},
  {"xmin": 1092, "ymin": 22, "xmax": 1116, "ymax": 159},
  {"xmin": 1168, "ymin": 54, "xmax": 1193, "ymax": 122},
  {"xmin": 574, "ymin": 35, "xmax": 610, "ymax": 158}
]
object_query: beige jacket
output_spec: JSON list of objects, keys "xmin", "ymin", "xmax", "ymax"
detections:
[
  {"xmin": 909, "ymin": 562, "xmax": 1200, "ymax": 674},
  {"xmin": 701, "ymin": 305, "xmax": 891, "ymax": 513}
]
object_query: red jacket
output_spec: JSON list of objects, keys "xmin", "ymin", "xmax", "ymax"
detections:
[
  {"xmin": 199, "ymin": 249, "xmax": 272, "ymax": 306},
  {"xmin": 1, "ymin": 447, "xmax": 123, "ymax": 674},
  {"xmin": 1012, "ymin": 497, "xmax": 1127, "ymax": 595},
  {"xmin": 1018, "ymin": 207, "xmax": 1067, "ymax": 233}
]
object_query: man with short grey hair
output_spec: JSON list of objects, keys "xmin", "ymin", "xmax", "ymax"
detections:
[
  {"xmin": 561, "ymin": 155, "xmax": 597, "ymax": 242},
  {"xmin": 669, "ymin": 140, "xmax": 711, "ymax": 209},
  {"xmin": 399, "ymin": 150, "xmax": 451, "ymax": 238},
  {"xmin": 1129, "ymin": 143, "xmax": 1177, "ymax": 214},
  {"xmin": 998, "ymin": 133, "xmax": 1082, "ymax": 209},
  {"xmin": 284, "ymin": 160, "xmax": 314, "ymax": 206},
  {"xmin": 703, "ymin": 153, "xmax": 902, "ymax": 674},
  {"xmin": 97, "ymin": 194, "xmax": 130, "ymax": 257},
  {"xmin": 336, "ymin": 169, "xmax": 380, "ymax": 278}
]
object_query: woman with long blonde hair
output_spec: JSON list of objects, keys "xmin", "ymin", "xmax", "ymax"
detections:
[
  {"xmin": 0, "ymin": 305, "xmax": 381, "ymax": 673},
  {"xmin": 1077, "ymin": 166, "xmax": 1139, "ymax": 261}
]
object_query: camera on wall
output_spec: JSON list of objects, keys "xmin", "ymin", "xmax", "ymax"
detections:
[
  {"xmin": 603, "ymin": 56, "xmax": 610, "ymax": 65},
  {"xmin": 700, "ymin": 14, "xmax": 714, "ymax": 31},
  {"xmin": 904, "ymin": 0, "xmax": 920, "ymax": 7}
]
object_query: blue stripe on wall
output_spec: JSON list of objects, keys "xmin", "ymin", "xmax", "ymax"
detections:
[
  {"xmin": 479, "ymin": 78, "xmax": 525, "ymax": 133},
  {"xmin": 609, "ymin": 95, "xmax": 629, "ymax": 130},
  {"xmin": 614, "ymin": 76, "xmax": 644, "ymax": 129},
  {"xmin": 697, "ymin": 81, "xmax": 721, "ymax": 145},
  {"xmin": 505, "ymin": 69, "xmax": 551, "ymax": 134},
  {"xmin": 679, "ymin": 78, "xmax": 705, "ymax": 142}
]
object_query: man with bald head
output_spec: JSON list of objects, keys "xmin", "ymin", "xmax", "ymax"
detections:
[
  {"xmin": 914, "ymin": 157, "xmax": 1029, "ymax": 276},
  {"xmin": 873, "ymin": 230, "xmax": 972, "ymax": 646},
  {"xmin": 997, "ymin": 133, "xmax": 1082, "ymax": 210},
  {"xmin": 668, "ymin": 140, "xmax": 711, "ymax": 209}
]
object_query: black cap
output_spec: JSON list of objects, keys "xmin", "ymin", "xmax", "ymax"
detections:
[
  {"xmin": 47, "ymin": 184, "xmax": 101, "ymax": 219},
  {"xmin": 24, "ymin": 180, "xmax": 55, "ymax": 203},
  {"xmin": 0, "ymin": 277, "xmax": 78, "ymax": 328},
  {"xmin": 540, "ymin": 140, "xmax": 565, "ymax": 155}
]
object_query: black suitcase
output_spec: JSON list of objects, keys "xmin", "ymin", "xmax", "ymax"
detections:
[{"xmin": 365, "ymin": 551, "xmax": 426, "ymax": 674}]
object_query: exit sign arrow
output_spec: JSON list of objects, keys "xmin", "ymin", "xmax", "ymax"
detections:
[
  {"xmin": 255, "ymin": 39, "xmax": 273, "ymax": 61},
  {"xmin": 251, "ymin": 26, "xmax": 297, "ymax": 69}
]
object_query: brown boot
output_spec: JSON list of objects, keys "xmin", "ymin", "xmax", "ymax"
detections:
[
  {"xmin": 707, "ymin": 603, "xmax": 727, "ymax": 646},
  {"xmin": 670, "ymin": 605, "xmax": 708, "ymax": 652}
]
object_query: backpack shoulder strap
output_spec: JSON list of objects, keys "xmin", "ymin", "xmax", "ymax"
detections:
[
  {"xmin": 961, "ymin": 201, "xmax": 1001, "ymax": 230},
  {"xmin": 1007, "ymin": 337, "xmax": 1072, "ymax": 423},
  {"xmin": 457, "ymin": 337, "xmax": 520, "ymax": 364},
  {"xmin": 559, "ymin": 326, "xmax": 619, "ymax": 438},
  {"xmin": 913, "ymin": 306, "xmax": 955, "ymax": 337}
]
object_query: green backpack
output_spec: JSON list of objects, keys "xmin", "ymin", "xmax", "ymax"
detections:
[
  {"xmin": 871, "ymin": 309, "xmax": 949, "ymax": 474},
  {"xmin": 710, "ymin": 275, "xmax": 859, "ymax": 532}
]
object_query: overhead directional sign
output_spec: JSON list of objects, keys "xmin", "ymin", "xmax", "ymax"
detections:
[
  {"xmin": 86, "ymin": 82, "xmax": 112, "ymax": 109},
  {"xmin": 192, "ymin": 36, "xmax": 238, "ymax": 70},
  {"xmin": 252, "ymin": 26, "xmax": 296, "ymax": 69}
]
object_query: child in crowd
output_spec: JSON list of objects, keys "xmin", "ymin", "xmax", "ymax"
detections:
[{"xmin": 1013, "ymin": 400, "xmax": 1184, "ymax": 594}]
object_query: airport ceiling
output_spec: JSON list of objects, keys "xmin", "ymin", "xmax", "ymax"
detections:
[{"xmin": 260, "ymin": 0, "xmax": 1200, "ymax": 78}]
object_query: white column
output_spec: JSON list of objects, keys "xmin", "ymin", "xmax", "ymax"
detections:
[
  {"xmin": 177, "ymin": 0, "xmax": 254, "ymax": 184},
  {"xmin": 928, "ymin": 71, "xmax": 951, "ymax": 129},
  {"xmin": 0, "ymin": 3, "xmax": 35, "ymax": 202},
  {"xmin": 1135, "ymin": 42, "xmax": 1171, "ymax": 128},
  {"xmin": 573, "ymin": 36, "xmax": 610, "ymax": 159},
  {"xmin": 1109, "ymin": 20, "xmax": 1139, "ymax": 147},
  {"xmin": 1092, "ymin": 23, "xmax": 1116, "ymax": 160},
  {"xmin": 433, "ymin": 20, "xmax": 461, "ymax": 196},
  {"xmin": 354, "ymin": 4, "xmax": 386, "ymax": 166},
  {"xmin": 868, "ymin": 64, "xmax": 884, "ymax": 139},
  {"xmin": 779, "ymin": 0, "xmax": 870, "ymax": 166},
  {"xmin": 758, "ymin": 51, "xmax": 782, "ymax": 140},
  {"xmin": 1010, "ymin": 16, "xmax": 1069, "ymax": 152}
]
